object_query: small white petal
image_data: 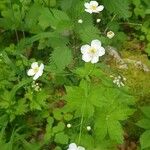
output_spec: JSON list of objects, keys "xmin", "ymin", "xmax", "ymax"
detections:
[
  {"xmin": 77, "ymin": 146, "xmax": 85, "ymax": 150},
  {"xmin": 91, "ymin": 39, "xmax": 101, "ymax": 49},
  {"xmin": 84, "ymin": 2, "xmax": 90, "ymax": 9},
  {"xmin": 97, "ymin": 47, "xmax": 105, "ymax": 56},
  {"xmin": 90, "ymin": 1, "xmax": 98, "ymax": 6},
  {"xmin": 96, "ymin": 18, "xmax": 101, "ymax": 23},
  {"xmin": 78, "ymin": 19, "xmax": 83, "ymax": 24},
  {"xmin": 91, "ymin": 56, "xmax": 99, "ymax": 63},
  {"xmin": 27, "ymin": 69, "xmax": 35, "ymax": 76},
  {"xmin": 33, "ymin": 73, "xmax": 40, "ymax": 80},
  {"xmin": 87, "ymin": 126, "xmax": 91, "ymax": 131},
  {"xmin": 97, "ymin": 5, "xmax": 104, "ymax": 11},
  {"xmin": 85, "ymin": 9, "xmax": 93, "ymax": 14},
  {"xmin": 81, "ymin": 45, "xmax": 90, "ymax": 54},
  {"xmin": 69, "ymin": 143, "xmax": 78, "ymax": 149},
  {"xmin": 31, "ymin": 62, "xmax": 38, "ymax": 69},
  {"xmin": 39, "ymin": 63, "xmax": 44, "ymax": 71},
  {"xmin": 82, "ymin": 54, "xmax": 91, "ymax": 62}
]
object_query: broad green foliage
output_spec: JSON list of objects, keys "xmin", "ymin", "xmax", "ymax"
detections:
[
  {"xmin": 137, "ymin": 106, "xmax": 150, "ymax": 150},
  {"xmin": 0, "ymin": 0, "xmax": 149, "ymax": 149}
]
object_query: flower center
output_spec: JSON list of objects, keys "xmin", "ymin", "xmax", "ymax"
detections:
[
  {"xmin": 89, "ymin": 48, "xmax": 97, "ymax": 54},
  {"xmin": 91, "ymin": 5, "xmax": 97, "ymax": 10},
  {"xmin": 33, "ymin": 67, "xmax": 39, "ymax": 73}
]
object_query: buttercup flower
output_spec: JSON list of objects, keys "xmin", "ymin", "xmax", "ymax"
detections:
[
  {"xmin": 81, "ymin": 39, "xmax": 105, "ymax": 63},
  {"xmin": 107, "ymin": 31, "xmax": 115, "ymax": 39},
  {"xmin": 78, "ymin": 19, "xmax": 83, "ymax": 24},
  {"xmin": 84, "ymin": 1, "xmax": 104, "ymax": 14},
  {"xmin": 67, "ymin": 143, "xmax": 85, "ymax": 150},
  {"xmin": 27, "ymin": 62, "xmax": 44, "ymax": 80}
]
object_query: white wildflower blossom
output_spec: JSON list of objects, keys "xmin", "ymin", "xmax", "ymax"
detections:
[
  {"xmin": 27, "ymin": 62, "xmax": 44, "ymax": 80},
  {"xmin": 96, "ymin": 18, "xmax": 101, "ymax": 23},
  {"xmin": 112, "ymin": 75, "xmax": 126, "ymax": 87},
  {"xmin": 86, "ymin": 126, "xmax": 91, "ymax": 131},
  {"xmin": 84, "ymin": 1, "xmax": 104, "ymax": 14},
  {"xmin": 107, "ymin": 31, "xmax": 115, "ymax": 39},
  {"xmin": 67, "ymin": 123, "xmax": 72, "ymax": 128},
  {"xmin": 78, "ymin": 19, "xmax": 83, "ymax": 24},
  {"xmin": 81, "ymin": 39, "xmax": 105, "ymax": 63},
  {"xmin": 67, "ymin": 143, "xmax": 85, "ymax": 150}
]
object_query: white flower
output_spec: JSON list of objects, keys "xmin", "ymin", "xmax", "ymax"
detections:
[
  {"xmin": 81, "ymin": 39, "xmax": 105, "ymax": 64},
  {"xmin": 96, "ymin": 18, "xmax": 101, "ymax": 23},
  {"xmin": 113, "ymin": 75, "xmax": 126, "ymax": 87},
  {"xmin": 67, "ymin": 143, "xmax": 85, "ymax": 150},
  {"xmin": 67, "ymin": 123, "xmax": 72, "ymax": 128},
  {"xmin": 84, "ymin": 1, "xmax": 104, "ymax": 14},
  {"xmin": 86, "ymin": 126, "xmax": 91, "ymax": 131},
  {"xmin": 107, "ymin": 31, "xmax": 115, "ymax": 39},
  {"xmin": 78, "ymin": 19, "xmax": 83, "ymax": 24},
  {"xmin": 27, "ymin": 62, "xmax": 44, "ymax": 80}
]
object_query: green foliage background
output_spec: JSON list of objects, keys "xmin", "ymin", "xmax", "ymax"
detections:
[{"xmin": 0, "ymin": 0, "xmax": 149, "ymax": 149}]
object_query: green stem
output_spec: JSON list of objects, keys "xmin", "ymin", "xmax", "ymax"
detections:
[{"xmin": 104, "ymin": 14, "xmax": 117, "ymax": 34}]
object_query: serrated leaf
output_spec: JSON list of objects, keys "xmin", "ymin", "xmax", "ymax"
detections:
[
  {"xmin": 50, "ymin": 46, "xmax": 73, "ymax": 72},
  {"xmin": 141, "ymin": 106, "xmax": 150, "ymax": 119},
  {"xmin": 54, "ymin": 132, "xmax": 69, "ymax": 144},
  {"xmin": 140, "ymin": 130, "xmax": 150, "ymax": 149},
  {"xmin": 137, "ymin": 119, "xmax": 150, "ymax": 130},
  {"xmin": 102, "ymin": 0, "xmax": 131, "ymax": 19}
]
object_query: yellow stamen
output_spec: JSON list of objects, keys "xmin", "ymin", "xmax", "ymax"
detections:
[
  {"xmin": 89, "ymin": 48, "xmax": 96, "ymax": 54},
  {"xmin": 33, "ymin": 67, "xmax": 39, "ymax": 73},
  {"xmin": 91, "ymin": 5, "xmax": 97, "ymax": 10}
]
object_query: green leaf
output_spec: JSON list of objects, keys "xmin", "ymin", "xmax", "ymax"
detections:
[
  {"xmin": 141, "ymin": 106, "xmax": 150, "ymax": 119},
  {"xmin": 50, "ymin": 46, "xmax": 73, "ymax": 72},
  {"xmin": 102, "ymin": 0, "xmax": 131, "ymax": 19},
  {"xmin": 137, "ymin": 119, "xmax": 150, "ymax": 130},
  {"xmin": 54, "ymin": 132, "xmax": 69, "ymax": 144},
  {"xmin": 108, "ymin": 120, "xmax": 124, "ymax": 143},
  {"xmin": 44, "ymin": 117, "xmax": 54, "ymax": 143},
  {"xmin": 52, "ymin": 122, "xmax": 65, "ymax": 134},
  {"xmin": 140, "ymin": 130, "xmax": 150, "ymax": 149}
]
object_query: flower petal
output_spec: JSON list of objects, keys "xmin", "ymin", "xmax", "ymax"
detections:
[
  {"xmin": 78, "ymin": 146, "xmax": 85, "ymax": 150},
  {"xmin": 31, "ymin": 62, "xmax": 38, "ymax": 69},
  {"xmin": 97, "ymin": 5, "xmax": 104, "ymax": 11},
  {"xmin": 91, "ymin": 39, "xmax": 101, "ymax": 49},
  {"xmin": 27, "ymin": 69, "xmax": 35, "ymax": 76},
  {"xmin": 33, "ymin": 73, "xmax": 40, "ymax": 80},
  {"xmin": 90, "ymin": 1, "xmax": 98, "ymax": 6},
  {"xmin": 39, "ymin": 63, "xmax": 44, "ymax": 71},
  {"xmin": 69, "ymin": 143, "xmax": 78, "ymax": 149},
  {"xmin": 81, "ymin": 44, "xmax": 90, "ymax": 54},
  {"xmin": 84, "ymin": 2, "xmax": 90, "ymax": 9},
  {"xmin": 82, "ymin": 54, "xmax": 91, "ymax": 62},
  {"xmin": 85, "ymin": 9, "xmax": 93, "ymax": 14},
  {"xmin": 91, "ymin": 56, "xmax": 99, "ymax": 63},
  {"xmin": 97, "ymin": 47, "xmax": 105, "ymax": 56}
]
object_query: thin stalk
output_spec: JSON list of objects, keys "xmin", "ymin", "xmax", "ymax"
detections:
[{"xmin": 104, "ymin": 14, "xmax": 117, "ymax": 34}]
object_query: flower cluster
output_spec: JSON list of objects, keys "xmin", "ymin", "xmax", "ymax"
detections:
[
  {"xmin": 112, "ymin": 75, "xmax": 126, "ymax": 87},
  {"xmin": 81, "ymin": 39, "xmax": 105, "ymax": 63},
  {"xmin": 67, "ymin": 143, "xmax": 85, "ymax": 150},
  {"xmin": 31, "ymin": 81, "xmax": 41, "ymax": 92}
]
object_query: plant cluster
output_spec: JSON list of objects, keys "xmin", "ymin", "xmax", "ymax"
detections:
[{"xmin": 0, "ymin": 0, "xmax": 149, "ymax": 150}]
